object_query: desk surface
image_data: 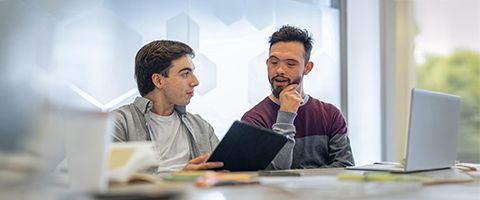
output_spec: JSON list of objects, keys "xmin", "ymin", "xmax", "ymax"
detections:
[{"xmin": 109, "ymin": 168, "xmax": 480, "ymax": 200}]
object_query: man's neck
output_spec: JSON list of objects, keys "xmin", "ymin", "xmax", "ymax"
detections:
[
  {"xmin": 268, "ymin": 94, "xmax": 280, "ymax": 104},
  {"xmin": 145, "ymin": 91, "xmax": 175, "ymax": 116}
]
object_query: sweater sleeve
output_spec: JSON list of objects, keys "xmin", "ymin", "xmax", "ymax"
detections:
[
  {"xmin": 326, "ymin": 110, "xmax": 354, "ymax": 167},
  {"xmin": 111, "ymin": 110, "xmax": 128, "ymax": 142},
  {"xmin": 208, "ymin": 123, "xmax": 219, "ymax": 150},
  {"xmin": 242, "ymin": 110, "xmax": 297, "ymax": 170},
  {"xmin": 327, "ymin": 133, "xmax": 354, "ymax": 167},
  {"xmin": 266, "ymin": 111, "xmax": 297, "ymax": 170}
]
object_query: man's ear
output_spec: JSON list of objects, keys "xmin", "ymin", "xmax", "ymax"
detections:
[
  {"xmin": 304, "ymin": 61, "xmax": 314, "ymax": 75},
  {"xmin": 151, "ymin": 73, "xmax": 164, "ymax": 89}
]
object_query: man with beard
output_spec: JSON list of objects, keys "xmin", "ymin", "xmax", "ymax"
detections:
[
  {"xmin": 242, "ymin": 25, "xmax": 354, "ymax": 169},
  {"xmin": 112, "ymin": 40, "xmax": 223, "ymax": 171}
]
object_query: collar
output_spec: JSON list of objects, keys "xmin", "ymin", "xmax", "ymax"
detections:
[{"xmin": 133, "ymin": 96, "xmax": 187, "ymax": 115}]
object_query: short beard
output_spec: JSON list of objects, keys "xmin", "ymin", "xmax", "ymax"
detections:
[
  {"xmin": 272, "ymin": 86, "xmax": 283, "ymax": 99},
  {"xmin": 269, "ymin": 76, "xmax": 302, "ymax": 99}
]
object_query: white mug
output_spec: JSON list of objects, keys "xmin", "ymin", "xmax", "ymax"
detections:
[{"xmin": 64, "ymin": 111, "xmax": 112, "ymax": 193}]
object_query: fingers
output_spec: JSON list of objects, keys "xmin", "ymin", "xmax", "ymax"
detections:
[
  {"xmin": 281, "ymin": 84, "xmax": 301, "ymax": 96},
  {"xmin": 280, "ymin": 85, "xmax": 301, "ymax": 100},
  {"xmin": 278, "ymin": 84, "xmax": 303, "ymax": 113},
  {"xmin": 184, "ymin": 154, "xmax": 224, "ymax": 171},
  {"xmin": 283, "ymin": 84, "xmax": 298, "ymax": 92},
  {"xmin": 188, "ymin": 154, "xmax": 209, "ymax": 164},
  {"xmin": 197, "ymin": 162, "xmax": 224, "ymax": 170},
  {"xmin": 183, "ymin": 161, "xmax": 224, "ymax": 171}
]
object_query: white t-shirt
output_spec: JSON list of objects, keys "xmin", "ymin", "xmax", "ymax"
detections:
[{"xmin": 147, "ymin": 110, "xmax": 191, "ymax": 172}]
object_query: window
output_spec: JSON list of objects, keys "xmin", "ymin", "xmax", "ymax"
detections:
[
  {"xmin": 412, "ymin": 0, "xmax": 480, "ymax": 162},
  {"xmin": 381, "ymin": 0, "xmax": 479, "ymax": 163}
]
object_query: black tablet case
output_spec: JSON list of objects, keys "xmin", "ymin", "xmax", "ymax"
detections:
[{"xmin": 207, "ymin": 120, "xmax": 289, "ymax": 171}]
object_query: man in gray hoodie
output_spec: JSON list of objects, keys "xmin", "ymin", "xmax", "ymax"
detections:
[{"xmin": 112, "ymin": 40, "xmax": 223, "ymax": 171}]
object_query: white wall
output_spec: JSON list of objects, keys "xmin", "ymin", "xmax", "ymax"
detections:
[
  {"xmin": 347, "ymin": 0, "xmax": 382, "ymax": 165},
  {"xmin": 0, "ymin": 1, "xmax": 343, "ymax": 148}
]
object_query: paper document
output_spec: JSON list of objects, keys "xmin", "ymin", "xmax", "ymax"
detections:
[{"xmin": 108, "ymin": 142, "xmax": 159, "ymax": 183}]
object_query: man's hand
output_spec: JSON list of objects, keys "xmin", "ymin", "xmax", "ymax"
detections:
[
  {"xmin": 278, "ymin": 84, "xmax": 303, "ymax": 113},
  {"xmin": 183, "ymin": 154, "xmax": 224, "ymax": 171}
]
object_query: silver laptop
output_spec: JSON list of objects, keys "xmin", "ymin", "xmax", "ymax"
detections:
[{"xmin": 347, "ymin": 88, "xmax": 461, "ymax": 173}]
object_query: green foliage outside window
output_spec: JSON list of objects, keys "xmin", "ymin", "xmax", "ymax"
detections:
[{"xmin": 416, "ymin": 50, "xmax": 480, "ymax": 162}]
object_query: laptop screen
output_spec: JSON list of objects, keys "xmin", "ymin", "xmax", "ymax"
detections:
[{"xmin": 405, "ymin": 88, "xmax": 461, "ymax": 172}]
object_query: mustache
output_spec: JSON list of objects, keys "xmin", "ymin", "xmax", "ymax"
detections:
[
  {"xmin": 271, "ymin": 75, "xmax": 290, "ymax": 82},
  {"xmin": 270, "ymin": 76, "xmax": 300, "ymax": 86}
]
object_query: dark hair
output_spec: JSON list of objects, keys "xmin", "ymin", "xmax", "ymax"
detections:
[
  {"xmin": 269, "ymin": 25, "xmax": 313, "ymax": 63},
  {"xmin": 134, "ymin": 40, "xmax": 194, "ymax": 96}
]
